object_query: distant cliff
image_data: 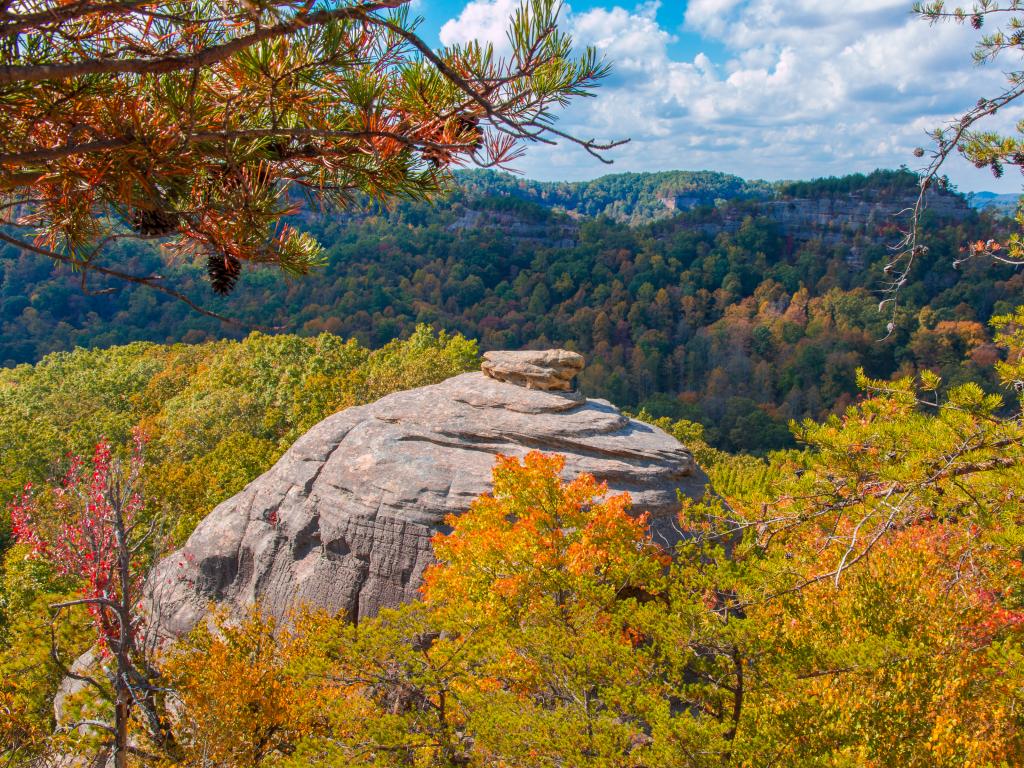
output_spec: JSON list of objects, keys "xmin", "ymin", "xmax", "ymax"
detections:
[{"xmin": 444, "ymin": 168, "xmax": 970, "ymax": 251}]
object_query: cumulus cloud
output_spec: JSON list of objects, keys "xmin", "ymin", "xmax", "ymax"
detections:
[
  {"xmin": 440, "ymin": 0, "xmax": 1024, "ymax": 190},
  {"xmin": 440, "ymin": 0, "xmax": 522, "ymax": 53}
]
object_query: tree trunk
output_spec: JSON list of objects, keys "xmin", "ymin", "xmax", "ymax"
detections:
[{"xmin": 113, "ymin": 682, "xmax": 130, "ymax": 768}]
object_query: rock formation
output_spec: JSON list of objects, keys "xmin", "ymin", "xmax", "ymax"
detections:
[
  {"xmin": 698, "ymin": 189, "xmax": 970, "ymax": 248},
  {"xmin": 147, "ymin": 355, "xmax": 708, "ymax": 641},
  {"xmin": 481, "ymin": 349, "xmax": 584, "ymax": 391}
]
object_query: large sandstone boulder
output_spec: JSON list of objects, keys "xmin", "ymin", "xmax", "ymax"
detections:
[{"xmin": 147, "ymin": 365, "xmax": 708, "ymax": 641}]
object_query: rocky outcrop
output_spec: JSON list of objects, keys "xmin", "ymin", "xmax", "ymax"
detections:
[
  {"xmin": 446, "ymin": 206, "xmax": 580, "ymax": 248},
  {"xmin": 481, "ymin": 349, "xmax": 584, "ymax": 391},
  {"xmin": 699, "ymin": 189, "xmax": 970, "ymax": 247},
  {"xmin": 148, "ymin": 361, "xmax": 707, "ymax": 641}
]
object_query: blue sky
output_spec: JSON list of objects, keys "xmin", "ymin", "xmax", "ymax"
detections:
[
  {"xmin": 416, "ymin": 0, "xmax": 728, "ymax": 62},
  {"xmin": 412, "ymin": 0, "xmax": 1024, "ymax": 193}
]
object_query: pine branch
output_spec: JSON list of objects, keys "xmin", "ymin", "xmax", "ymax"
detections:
[
  {"xmin": 0, "ymin": 0, "xmax": 410, "ymax": 85},
  {"xmin": 0, "ymin": 229, "xmax": 284, "ymax": 330}
]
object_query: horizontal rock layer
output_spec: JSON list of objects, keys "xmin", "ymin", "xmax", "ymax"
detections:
[
  {"xmin": 481, "ymin": 349, "xmax": 585, "ymax": 391},
  {"xmin": 148, "ymin": 372, "xmax": 707, "ymax": 640}
]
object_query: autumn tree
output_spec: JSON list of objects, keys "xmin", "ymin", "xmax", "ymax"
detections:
[
  {"xmin": 155, "ymin": 453, "xmax": 680, "ymax": 767},
  {"xmin": 0, "ymin": 0, "xmax": 619, "ymax": 315},
  {"xmin": 664, "ymin": 304, "xmax": 1024, "ymax": 765},
  {"xmin": 8, "ymin": 435, "xmax": 173, "ymax": 767},
  {"xmin": 422, "ymin": 452, "xmax": 672, "ymax": 767},
  {"xmin": 151, "ymin": 358, "xmax": 1024, "ymax": 766},
  {"xmin": 159, "ymin": 608, "xmax": 330, "ymax": 766}
]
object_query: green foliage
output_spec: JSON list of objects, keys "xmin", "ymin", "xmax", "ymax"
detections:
[
  {"xmin": 991, "ymin": 304, "xmax": 1024, "ymax": 394},
  {"xmin": 0, "ymin": 545, "xmax": 89, "ymax": 754},
  {"xmin": 3, "ymin": 169, "xmax": 1011, "ymax": 453},
  {"xmin": 0, "ymin": 325, "xmax": 476, "ymax": 546}
]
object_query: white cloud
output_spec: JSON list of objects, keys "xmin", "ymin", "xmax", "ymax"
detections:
[
  {"xmin": 440, "ymin": 0, "xmax": 1024, "ymax": 191},
  {"xmin": 683, "ymin": 0, "xmax": 744, "ymax": 38},
  {"xmin": 440, "ymin": 0, "xmax": 522, "ymax": 53}
]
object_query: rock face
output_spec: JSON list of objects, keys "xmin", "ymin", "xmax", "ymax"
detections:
[
  {"xmin": 481, "ymin": 349, "xmax": 584, "ymax": 391},
  {"xmin": 701, "ymin": 189, "xmax": 970, "ymax": 247},
  {"xmin": 148, "ymin": 363, "xmax": 707, "ymax": 642}
]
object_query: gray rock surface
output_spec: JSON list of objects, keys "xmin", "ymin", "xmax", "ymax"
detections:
[
  {"xmin": 482, "ymin": 349, "xmax": 585, "ymax": 391},
  {"xmin": 147, "ymin": 371, "xmax": 708, "ymax": 641}
]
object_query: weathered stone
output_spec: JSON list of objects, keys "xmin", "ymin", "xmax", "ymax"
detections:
[
  {"xmin": 146, "ymin": 371, "xmax": 708, "ymax": 642},
  {"xmin": 481, "ymin": 349, "xmax": 585, "ymax": 391}
]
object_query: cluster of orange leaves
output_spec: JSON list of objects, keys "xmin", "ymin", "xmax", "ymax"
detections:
[{"xmin": 424, "ymin": 452, "xmax": 667, "ymax": 618}]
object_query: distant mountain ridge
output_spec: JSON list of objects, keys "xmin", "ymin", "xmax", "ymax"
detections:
[
  {"xmin": 450, "ymin": 168, "xmax": 970, "ymax": 226},
  {"xmin": 968, "ymin": 191, "xmax": 1020, "ymax": 215}
]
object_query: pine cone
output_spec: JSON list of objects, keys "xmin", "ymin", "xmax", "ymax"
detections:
[{"xmin": 206, "ymin": 254, "xmax": 242, "ymax": 295}]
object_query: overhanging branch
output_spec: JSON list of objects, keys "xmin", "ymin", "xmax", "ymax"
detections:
[
  {"xmin": 0, "ymin": 229, "xmax": 283, "ymax": 330},
  {"xmin": 0, "ymin": 0, "xmax": 410, "ymax": 85}
]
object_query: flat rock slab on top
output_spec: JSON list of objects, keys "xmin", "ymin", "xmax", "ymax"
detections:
[
  {"xmin": 482, "ymin": 349, "xmax": 585, "ymax": 391},
  {"xmin": 147, "ymin": 370, "xmax": 708, "ymax": 642}
]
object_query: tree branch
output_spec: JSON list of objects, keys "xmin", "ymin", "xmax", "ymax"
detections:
[
  {"xmin": 0, "ymin": 229, "xmax": 284, "ymax": 330},
  {"xmin": 0, "ymin": 127, "xmax": 480, "ymax": 166},
  {"xmin": 0, "ymin": 0, "xmax": 410, "ymax": 85}
]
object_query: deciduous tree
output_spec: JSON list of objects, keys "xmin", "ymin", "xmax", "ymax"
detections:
[{"xmin": 9, "ymin": 435, "xmax": 172, "ymax": 766}]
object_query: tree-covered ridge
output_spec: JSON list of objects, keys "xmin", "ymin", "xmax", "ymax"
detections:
[
  {"xmin": 775, "ymin": 167, "xmax": 928, "ymax": 199},
  {"xmin": 2, "ymin": 168, "xmax": 1010, "ymax": 452},
  {"xmin": 452, "ymin": 168, "xmax": 776, "ymax": 223}
]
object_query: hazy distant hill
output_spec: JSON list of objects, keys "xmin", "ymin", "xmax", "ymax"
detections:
[{"xmin": 968, "ymin": 191, "xmax": 1020, "ymax": 216}]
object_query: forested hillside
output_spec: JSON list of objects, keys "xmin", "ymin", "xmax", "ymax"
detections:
[
  {"xmin": 5, "ymin": 314, "xmax": 1023, "ymax": 767},
  {"xmin": 455, "ymin": 168, "xmax": 775, "ymax": 222},
  {"xmin": 0, "ymin": 327, "xmax": 478, "ymax": 548},
  {"xmin": 1, "ymin": 169, "xmax": 1017, "ymax": 451}
]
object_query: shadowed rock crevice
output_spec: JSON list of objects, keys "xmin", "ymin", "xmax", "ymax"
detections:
[
  {"xmin": 147, "ymin": 356, "xmax": 708, "ymax": 641},
  {"xmin": 292, "ymin": 515, "xmax": 322, "ymax": 561}
]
